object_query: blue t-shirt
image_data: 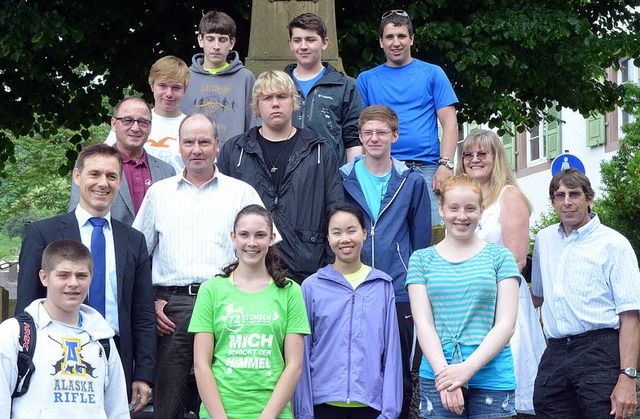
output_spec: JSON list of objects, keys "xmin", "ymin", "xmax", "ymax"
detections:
[
  {"xmin": 354, "ymin": 159, "xmax": 391, "ymax": 221},
  {"xmin": 405, "ymin": 243, "xmax": 520, "ymax": 390},
  {"xmin": 293, "ymin": 67, "xmax": 326, "ymax": 98},
  {"xmin": 356, "ymin": 59, "xmax": 458, "ymax": 164}
]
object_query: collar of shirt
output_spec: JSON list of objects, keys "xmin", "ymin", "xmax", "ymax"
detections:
[
  {"xmin": 178, "ymin": 165, "xmax": 218, "ymax": 189},
  {"xmin": 557, "ymin": 212, "xmax": 599, "ymax": 241},
  {"xmin": 118, "ymin": 147, "xmax": 149, "ymax": 168},
  {"xmin": 75, "ymin": 205, "xmax": 113, "ymax": 232}
]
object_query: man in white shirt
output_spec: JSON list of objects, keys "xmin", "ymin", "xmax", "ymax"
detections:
[
  {"xmin": 532, "ymin": 168, "xmax": 640, "ymax": 419},
  {"xmin": 133, "ymin": 113, "xmax": 266, "ymax": 419}
]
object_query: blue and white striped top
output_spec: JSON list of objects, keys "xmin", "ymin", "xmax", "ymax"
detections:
[
  {"xmin": 531, "ymin": 214, "xmax": 640, "ymax": 339},
  {"xmin": 406, "ymin": 242, "xmax": 520, "ymax": 389}
]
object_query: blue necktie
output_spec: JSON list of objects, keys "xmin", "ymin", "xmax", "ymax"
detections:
[{"xmin": 88, "ymin": 217, "xmax": 107, "ymax": 317}]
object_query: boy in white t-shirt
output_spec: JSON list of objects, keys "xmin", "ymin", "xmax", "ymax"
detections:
[{"xmin": 106, "ymin": 55, "xmax": 189, "ymax": 172}]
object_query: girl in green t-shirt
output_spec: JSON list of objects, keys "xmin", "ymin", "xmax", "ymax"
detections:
[{"xmin": 189, "ymin": 204, "xmax": 309, "ymax": 419}]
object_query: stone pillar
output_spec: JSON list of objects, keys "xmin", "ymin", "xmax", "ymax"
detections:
[{"xmin": 245, "ymin": 0, "xmax": 344, "ymax": 76}]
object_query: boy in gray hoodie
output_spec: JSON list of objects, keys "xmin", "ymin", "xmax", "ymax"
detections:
[{"xmin": 181, "ymin": 10, "xmax": 256, "ymax": 149}]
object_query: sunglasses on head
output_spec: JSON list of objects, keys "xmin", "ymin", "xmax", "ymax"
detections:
[{"xmin": 381, "ymin": 9, "xmax": 410, "ymax": 20}]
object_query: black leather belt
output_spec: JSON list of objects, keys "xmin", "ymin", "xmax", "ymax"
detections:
[
  {"xmin": 156, "ymin": 283, "xmax": 201, "ymax": 296},
  {"xmin": 402, "ymin": 160, "xmax": 426, "ymax": 166}
]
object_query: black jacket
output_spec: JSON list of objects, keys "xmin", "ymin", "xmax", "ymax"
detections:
[
  {"xmin": 284, "ymin": 63, "xmax": 363, "ymax": 164},
  {"xmin": 218, "ymin": 127, "xmax": 344, "ymax": 282}
]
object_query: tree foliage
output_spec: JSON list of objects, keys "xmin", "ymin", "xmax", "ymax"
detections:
[
  {"xmin": 338, "ymin": 0, "xmax": 640, "ymax": 132},
  {"xmin": 1, "ymin": 0, "xmax": 640, "ymax": 173},
  {"xmin": 597, "ymin": 85, "xmax": 640, "ymax": 257}
]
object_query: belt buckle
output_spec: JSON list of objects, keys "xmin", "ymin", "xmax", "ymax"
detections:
[{"xmin": 188, "ymin": 283, "xmax": 198, "ymax": 296}]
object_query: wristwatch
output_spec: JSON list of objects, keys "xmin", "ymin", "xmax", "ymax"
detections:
[
  {"xmin": 439, "ymin": 157, "xmax": 454, "ymax": 170},
  {"xmin": 620, "ymin": 367, "xmax": 638, "ymax": 378}
]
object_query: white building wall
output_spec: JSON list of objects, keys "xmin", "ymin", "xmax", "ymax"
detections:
[{"xmin": 516, "ymin": 108, "xmax": 617, "ymax": 226}]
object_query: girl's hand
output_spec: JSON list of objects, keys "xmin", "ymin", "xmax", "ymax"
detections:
[
  {"xmin": 439, "ymin": 385, "xmax": 465, "ymax": 415},
  {"xmin": 434, "ymin": 362, "xmax": 472, "ymax": 392}
]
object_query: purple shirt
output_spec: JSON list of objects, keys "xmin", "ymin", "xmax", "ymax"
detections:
[{"xmin": 117, "ymin": 147, "xmax": 151, "ymax": 214}]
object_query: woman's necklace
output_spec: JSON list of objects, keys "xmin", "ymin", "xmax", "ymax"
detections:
[{"xmin": 259, "ymin": 126, "xmax": 295, "ymax": 173}]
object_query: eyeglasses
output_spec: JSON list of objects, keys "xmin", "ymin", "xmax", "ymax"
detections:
[
  {"xmin": 115, "ymin": 117, "xmax": 151, "ymax": 129},
  {"xmin": 381, "ymin": 10, "xmax": 409, "ymax": 20},
  {"xmin": 553, "ymin": 191, "xmax": 583, "ymax": 202},
  {"xmin": 462, "ymin": 151, "xmax": 492, "ymax": 161},
  {"xmin": 360, "ymin": 129, "xmax": 392, "ymax": 138}
]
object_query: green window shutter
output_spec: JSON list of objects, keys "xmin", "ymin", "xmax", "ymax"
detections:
[
  {"xmin": 586, "ymin": 114, "xmax": 606, "ymax": 147},
  {"xmin": 501, "ymin": 122, "xmax": 516, "ymax": 171},
  {"xmin": 545, "ymin": 107, "xmax": 562, "ymax": 160},
  {"xmin": 467, "ymin": 122, "xmax": 480, "ymax": 135}
]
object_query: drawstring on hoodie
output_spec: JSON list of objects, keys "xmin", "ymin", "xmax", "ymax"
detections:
[{"xmin": 317, "ymin": 144, "xmax": 320, "ymax": 164}]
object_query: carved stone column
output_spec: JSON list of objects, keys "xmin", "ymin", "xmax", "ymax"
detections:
[{"xmin": 245, "ymin": 0, "xmax": 344, "ymax": 76}]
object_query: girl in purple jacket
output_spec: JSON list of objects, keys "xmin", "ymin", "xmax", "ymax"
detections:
[{"xmin": 293, "ymin": 203, "xmax": 402, "ymax": 419}]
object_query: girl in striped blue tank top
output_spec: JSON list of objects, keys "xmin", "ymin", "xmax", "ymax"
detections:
[{"xmin": 406, "ymin": 175, "xmax": 520, "ymax": 419}]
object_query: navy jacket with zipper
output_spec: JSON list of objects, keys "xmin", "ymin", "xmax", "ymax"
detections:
[
  {"xmin": 284, "ymin": 62, "xmax": 363, "ymax": 163},
  {"xmin": 340, "ymin": 156, "xmax": 431, "ymax": 302},
  {"xmin": 218, "ymin": 126, "xmax": 344, "ymax": 282}
]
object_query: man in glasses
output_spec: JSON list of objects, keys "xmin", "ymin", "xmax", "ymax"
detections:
[
  {"xmin": 104, "ymin": 56, "xmax": 191, "ymax": 173},
  {"xmin": 341, "ymin": 104, "xmax": 431, "ymax": 419},
  {"xmin": 70, "ymin": 97, "xmax": 175, "ymax": 225},
  {"xmin": 531, "ymin": 168, "xmax": 640, "ymax": 419},
  {"xmin": 356, "ymin": 9, "xmax": 458, "ymax": 226}
]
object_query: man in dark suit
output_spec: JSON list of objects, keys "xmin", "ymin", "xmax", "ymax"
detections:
[
  {"xmin": 69, "ymin": 96, "xmax": 176, "ymax": 225},
  {"xmin": 16, "ymin": 144, "xmax": 156, "ymax": 414}
]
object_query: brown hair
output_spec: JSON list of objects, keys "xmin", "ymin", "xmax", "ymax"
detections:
[
  {"xmin": 199, "ymin": 10, "xmax": 236, "ymax": 37},
  {"xmin": 358, "ymin": 105, "xmax": 399, "ymax": 132},
  {"xmin": 288, "ymin": 13, "xmax": 327, "ymax": 39},
  {"xmin": 76, "ymin": 143, "xmax": 123, "ymax": 175},
  {"xmin": 549, "ymin": 168, "xmax": 595, "ymax": 202},
  {"xmin": 221, "ymin": 205, "xmax": 290, "ymax": 288},
  {"xmin": 41, "ymin": 240, "xmax": 93, "ymax": 274}
]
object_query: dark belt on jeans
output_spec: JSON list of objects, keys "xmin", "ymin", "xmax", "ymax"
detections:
[
  {"xmin": 155, "ymin": 283, "xmax": 201, "ymax": 296},
  {"xmin": 402, "ymin": 160, "xmax": 426, "ymax": 166},
  {"xmin": 548, "ymin": 327, "xmax": 617, "ymax": 344}
]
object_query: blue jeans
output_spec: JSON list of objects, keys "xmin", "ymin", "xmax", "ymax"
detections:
[
  {"xmin": 533, "ymin": 328, "xmax": 620, "ymax": 419},
  {"xmin": 420, "ymin": 379, "xmax": 515, "ymax": 419},
  {"xmin": 411, "ymin": 164, "xmax": 441, "ymax": 226},
  {"xmin": 153, "ymin": 290, "xmax": 198, "ymax": 419}
]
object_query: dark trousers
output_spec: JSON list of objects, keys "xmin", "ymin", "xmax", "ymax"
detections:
[
  {"xmin": 533, "ymin": 328, "xmax": 620, "ymax": 419},
  {"xmin": 396, "ymin": 302, "xmax": 415, "ymax": 419},
  {"xmin": 153, "ymin": 291, "xmax": 198, "ymax": 419},
  {"xmin": 314, "ymin": 403, "xmax": 381, "ymax": 419}
]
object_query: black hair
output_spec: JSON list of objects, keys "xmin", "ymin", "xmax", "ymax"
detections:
[{"xmin": 326, "ymin": 203, "xmax": 367, "ymax": 231}]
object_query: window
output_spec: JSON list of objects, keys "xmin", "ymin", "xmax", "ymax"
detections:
[
  {"xmin": 619, "ymin": 58, "xmax": 640, "ymax": 125},
  {"xmin": 525, "ymin": 106, "xmax": 562, "ymax": 165}
]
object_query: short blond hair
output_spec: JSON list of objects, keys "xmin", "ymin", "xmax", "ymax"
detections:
[
  {"xmin": 251, "ymin": 70, "xmax": 301, "ymax": 116},
  {"xmin": 148, "ymin": 55, "xmax": 190, "ymax": 89}
]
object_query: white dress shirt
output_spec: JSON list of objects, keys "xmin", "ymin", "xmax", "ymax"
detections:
[
  {"xmin": 76, "ymin": 206, "xmax": 119, "ymax": 334},
  {"xmin": 132, "ymin": 167, "xmax": 266, "ymax": 286}
]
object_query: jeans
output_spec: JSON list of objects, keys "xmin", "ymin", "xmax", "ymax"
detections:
[
  {"xmin": 533, "ymin": 328, "xmax": 620, "ymax": 419},
  {"xmin": 411, "ymin": 164, "xmax": 441, "ymax": 226},
  {"xmin": 153, "ymin": 290, "xmax": 198, "ymax": 419},
  {"xmin": 420, "ymin": 379, "xmax": 515, "ymax": 419}
]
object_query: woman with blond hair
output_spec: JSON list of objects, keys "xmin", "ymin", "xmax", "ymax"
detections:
[{"xmin": 457, "ymin": 129, "xmax": 546, "ymax": 415}]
